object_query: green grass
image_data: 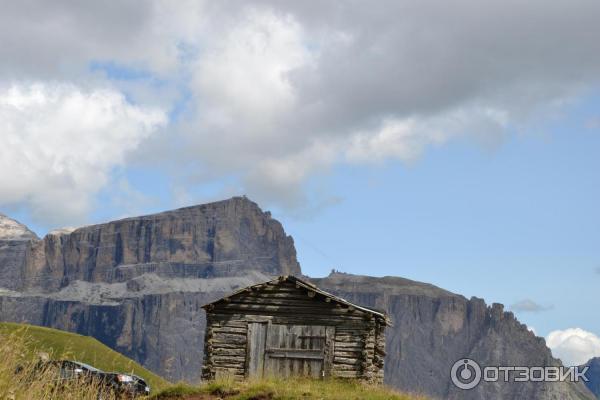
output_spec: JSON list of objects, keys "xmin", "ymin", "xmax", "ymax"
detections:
[
  {"xmin": 0, "ymin": 322, "xmax": 169, "ymax": 392},
  {"xmin": 151, "ymin": 377, "xmax": 427, "ymax": 400}
]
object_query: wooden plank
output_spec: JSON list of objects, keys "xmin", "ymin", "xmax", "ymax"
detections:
[
  {"xmin": 333, "ymin": 357, "xmax": 362, "ymax": 365},
  {"xmin": 237, "ymin": 292, "xmax": 327, "ymax": 301},
  {"xmin": 212, "ymin": 326, "xmax": 248, "ymax": 334},
  {"xmin": 334, "ymin": 350, "xmax": 362, "ymax": 358},
  {"xmin": 265, "ymin": 348, "xmax": 324, "ymax": 360},
  {"xmin": 207, "ymin": 320, "xmax": 248, "ymax": 328},
  {"xmin": 265, "ymin": 348, "xmax": 324, "ymax": 354},
  {"xmin": 270, "ymin": 315, "xmax": 368, "ymax": 323},
  {"xmin": 335, "ymin": 333, "xmax": 367, "ymax": 338},
  {"xmin": 334, "ymin": 342, "xmax": 364, "ymax": 349},
  {"xmin": 211, "ymin": 311, "xmax": 369, "ymax": 323},
  {"xmin": 324, "ymin": 326, "xmax": 335, "ymax": 378},
  {"xmin": 212, "ymin": 360, "xmax": 246, "ymax": 367},
  {"xmin": 212, "ymin": 355, "xmax": 246, "ymax": 362},
  {"xmin": 211, "ymin": 333, "xmax": 246, "ymax": 344},
  {"xmin": 217, "ymin": 303, "xmax": 344, "ymax": 313},
  {"xmin": 333, "ymin": 363, "xmax": 362, "ymax": 371},
  {"xmin": 246, "ymin": 322, "xmax": 267, "ymax": 378},
  {"xmin": 225, "ymin": 301, "xmax": 339, "ymax": 311},
  {"xmin": 209, "ymin": 342, "xmax": 246, "ymax": 350},
  {"xmin": 263, "ymin": 322, "xmax": 282, "ymax": 377},
  {"xmin": 211, "ymin": 347, "xmax": 246, "ymax": 357},
  {"xmin": 336, "ymin": 327, "xmax": 370, "ymax": 333},
  {"xmin": 227, "ymin": 297, "xmax": 337, "ymax": 307}
]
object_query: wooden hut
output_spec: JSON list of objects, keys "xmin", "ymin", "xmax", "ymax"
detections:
[{"xmin": 201, "ymin": 275, "xmax": 389, "ymax": 383}]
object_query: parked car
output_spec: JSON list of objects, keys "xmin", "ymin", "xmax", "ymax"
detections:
[{"xmin": 29, "ymin": 360, "xmax": 150, "ymax": 398}]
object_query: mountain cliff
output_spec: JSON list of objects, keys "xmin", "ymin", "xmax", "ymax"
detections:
[
  {"xmin": 582, "ymin": 358, "xmax": 600, "ymax": 398},
  {"xmin": 313, "ymin": 272, "xmax": 593, "ymax": 399},
  {"xmin": 0, "ymin": 197, "xmax": 594, "ymax": 399},
  {"xmin": 0, "ymin": 214, "xmax": 39, "ymax": 291}
]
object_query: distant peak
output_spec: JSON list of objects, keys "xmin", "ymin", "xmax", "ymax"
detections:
[
  {"xmin": 0, "ymin": 213, "xmax": 38, "ymax": 240},
  {"xmin": 48, "ymin": 227, "xmax": 77, "ymax": 236}
]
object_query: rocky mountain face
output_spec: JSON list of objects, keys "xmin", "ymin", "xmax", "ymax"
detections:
[
  {"xmin": 0, "ymin": 213, "xmax": 38, "ymax": 241},
  {"xmin": 582, "ymin": 358, "xmax": 600, "ymax": 398},
  {"xmin": 313, "ymin": 273, "xmax": 593, "ymax": 399},
  {"xmin": 0, "ymin": 197, "xmax": 594, "ymax": 399},
  {"xmin": 0, "ymin": 197, "xmax": 298, "ymax": 379},
  {"xmin": 0, "ymin": 214, "xmax": 39, "ymax": 291}
]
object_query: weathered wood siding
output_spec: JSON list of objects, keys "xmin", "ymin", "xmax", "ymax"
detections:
[
  {"xmin": 202, "ymin": 316, "xmax": 248, "ymax": 379},
  {"xmin": 202, "ymin": 280, "xmax": 386, "ymax": 383}
]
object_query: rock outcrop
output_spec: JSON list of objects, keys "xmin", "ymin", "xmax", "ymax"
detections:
[
  {"xmin": 0, "ymin": 198, "xmax": 594, "ymax": 399},
  {"xmin": 582, "ymin": 357, "xmax": 600, "ymax": 398},
  {"xmin": 0, "ymin": 214, "xmax": 39, "ymax": 291},
  {"xmin": 0, "ymin": 213, "xmax": 38, "ymax": 241}
]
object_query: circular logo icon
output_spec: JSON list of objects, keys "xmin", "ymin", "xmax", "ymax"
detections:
[{"xmin": 451, "ymin": 358, "xmax": 482, "ymax": 390}]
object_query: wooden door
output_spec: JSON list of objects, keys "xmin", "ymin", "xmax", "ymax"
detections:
[
  {"xmin": 247, "ymin": 322, "xmax": 268, "ymax": 378},
  {"xmin": 263, "ymin": 324, "xmax": 335, "ymax": 379}
]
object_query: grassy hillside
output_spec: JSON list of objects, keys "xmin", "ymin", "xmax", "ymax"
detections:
[
  {"xmin": 0, "ymin": 322, "xmax": 168, "ymax": 392},
  {"xmin": 151, "ymin": 377, "xmax": 427, "ymax": 400}
]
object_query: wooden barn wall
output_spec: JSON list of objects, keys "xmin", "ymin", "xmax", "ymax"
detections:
[
  {"xmin": 202, "ymin": 281, "xmax": 386, "ymax": 382},
  {"xmin": 202, "ymin": 315, "xmax": 248, "ymax": 379}
]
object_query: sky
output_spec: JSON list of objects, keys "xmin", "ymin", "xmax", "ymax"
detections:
[{"xmin": 1, "ymin": 0, "xmax": 599, "ymax": 367}]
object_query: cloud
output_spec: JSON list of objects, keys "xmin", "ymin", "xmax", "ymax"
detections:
[
  {"xmin": 3, "ymin": 1, "xmax": 600, "ymax": 217},
  {"xmin": 158, "ymin": 1, "xmax": 600, "ymax": 208},
  {"xmin": 510, "ymin": 299, "xmax": 553, "ymax": 313},
  {"xmin": 546, "ymin": 328, "xmax": 600, "ymax": 366},
  {"xmin": 0, "ymin": 1, "xmax": 184, "ymax": 80},
  {"xmin": 0, "ymin": 82, "xmax": 166, "ymax": 225},
  {"xmin": 192, "ymin": 8, "xmax": 310, "ymax": 131}
]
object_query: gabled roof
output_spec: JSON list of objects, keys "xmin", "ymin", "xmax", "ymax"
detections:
[{"xmin": 202, "ymin": 275, "xmax": 390, "ymax": 325}]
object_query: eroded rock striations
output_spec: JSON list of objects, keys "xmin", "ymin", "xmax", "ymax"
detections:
[
  {"xmin": 0, "ymin": 198, "xmax": 594, "ymax": 399},
  {"xmin": 0, "ymin": 197, "xmax": 298, "ymax": 379},
  {"xmin": 0, "ymin": 214, "xmax": 39, "ymax": 292},
  {"xmin": 313, "ymin": 272, "xmax": 593, "ymax": 399}
]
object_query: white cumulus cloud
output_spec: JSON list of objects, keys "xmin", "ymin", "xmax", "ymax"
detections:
[
  {"xmin": 546, "ymin": 328, "xmax": 600, "ymax": 366},
  {"xmin": 0, "ymin": 82, "xmax": 166, "ymax": 225}
]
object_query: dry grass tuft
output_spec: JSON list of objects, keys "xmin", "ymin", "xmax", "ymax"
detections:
[{"xmin": 0, "ymin": 330, "xmax": 119, "ymax": 399}]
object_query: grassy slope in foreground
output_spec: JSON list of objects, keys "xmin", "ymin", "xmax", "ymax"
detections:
[
  {"xmin": 152, "ymin": 378, "xmax": 428, "ymax": 400},
  {"xmin": 0, "ymin": 322, "xmax": 169, "ymax": 391}
]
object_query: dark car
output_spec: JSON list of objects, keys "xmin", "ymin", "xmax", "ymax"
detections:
[{"xmin": 30, "ymin": 360, "xmax": 150, "ymax": 398}]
